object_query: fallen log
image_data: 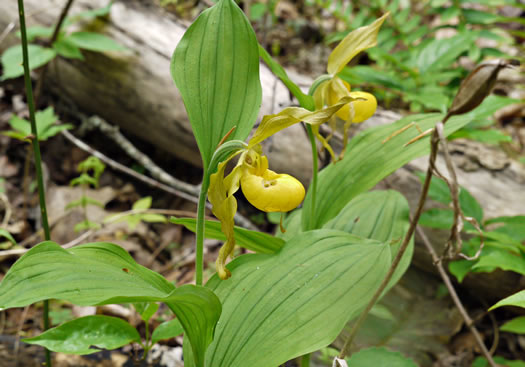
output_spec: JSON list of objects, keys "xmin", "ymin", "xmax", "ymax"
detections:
[{"xmin": 1, "ymin": 0, "xmax": 523, "ymax": 302}]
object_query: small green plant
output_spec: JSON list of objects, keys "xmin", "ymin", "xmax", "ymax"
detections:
[
  {"xmin": 3, "ymin": 106, "xmax": 72, "ymax": 142},
  {"xmin": 66, "ymin": 156, "xmax": 106, "ymax": 232},
  {"xmin": 104, "ymin": 196, "xmax": 168, "ymax": 230},
  {"xmin": 0, "ymin": 1, "xmax": 126, "ymax": 81}
]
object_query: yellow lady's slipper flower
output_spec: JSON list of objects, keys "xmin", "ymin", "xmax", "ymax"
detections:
[
  {"xmin": 208, "ymin": 98, "xmax": 354, "ymax": 279},
  {"xmin": 241, "ymin": 154, "xmax": 305, "ymax": 213},
  {"xmin": 311, "ymin": 13, "xmax": 388, "ymax": 160}
]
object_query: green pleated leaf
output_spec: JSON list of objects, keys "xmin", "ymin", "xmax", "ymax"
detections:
[
  {"xmin": 171, "ymin": 0, "xmax": 262, "ymax": 168},
  {"xmin": 323, "ymin": 190, "xmax": 413, "ymax": 293},
  {"xmin": 23, "ymin": 315, "xmax": 140, "ymax": 355},
  {"xmin": 0, "ymin": 241, "xmax": 174, "ymax": 308},
  {"xmin": 204, "ymin": 229, "xmax": 391, "ymax": 367},
  {"xmin": 171, "ymin": 217, "xmax": 284, "ymax": 254},
  {"xmin": 0, "ymin": 241, "xmax": 221, "ymax": 367},
  {"xmin": 302, "ymin": 112, "xmax": 473, "ymax": 230},
  {"xmin": 347, "ymin": 347, "xmax": 418, "ymax": 367}
]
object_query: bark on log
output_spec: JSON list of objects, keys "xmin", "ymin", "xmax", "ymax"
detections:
[{"xmin": 1, "ymin": 0, "xmax": 524, "ymax": 301}]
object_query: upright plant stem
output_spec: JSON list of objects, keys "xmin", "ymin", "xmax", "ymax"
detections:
[
  {"xmin": 300, "ymin": 352, "xmax": 311, "ymax": 367},
  {"xmin": 306, "ymin": 125, "xmax": 318, "ymax": 222},
  {"xmin": 195, "ymin": 169, "xmax": 210, "ymax": 286},
  {"xmin": 17, "ymin": 0, "xmax": 52, "ymax": 365}
]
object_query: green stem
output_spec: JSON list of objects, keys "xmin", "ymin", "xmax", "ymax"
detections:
[
  {"xmin": 305, "ymin": 125, "xmax": 318, "ymax": 223},
  {"xmin": 17, "ymin": 0, "xmax": 52, "ymax": 365},
  {"xmin": 300, "ymin": 353, "xmax": 311, "ymax": 367},
  {"xmin": 195, "ymin": 169, "xmax": 210, "ymax": 286}
]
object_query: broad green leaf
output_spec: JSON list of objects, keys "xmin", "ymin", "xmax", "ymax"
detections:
[
  {"xmin": 414, "ymin": 32, "xmax": 475, "ymax": 74},
  {"xmin": 491, "ymin": 223, "xmax": 525, "ymax": 244},
  {"xmin": 171, "ymin": 217, "xmax": 284, "ymax": 254},
  {"xmin": 0, "ymin": 241, "xmax": 221, "ymax": 367},
  {"xmin": 74, "ymin": 220, "xmax": 101, "ymax": 232},
  {"xmin": 151, "ymin": 318, "xmax": 184, "ymax": 344},
  {"xmin": 0, "ymin": 241, "xmax": 174, "ymax": 308},
  {"xmin": 346, "ymin": 347, "xmax": 417, "ymax": 367},
  {"xmin": 472, "ymin": 249, "xmax": 525, "ymax": 276},
  {"xmin": 171, "ymin": 0, "xmax": 262, "ymax": 168},
  {"xmin": 0, "ymin": 229, "xmax": 16, "ymax": 246},
  {"xmin": 23, "ymin": 315, "xmax": 140, "ymax": 354},
  {"xmin": 302, "ymin": 112, "xmax": 473, "ymax": 230},
  {"xmin": 65, "ymin": 32, "xmax": 127, "ymax": 52},
  {"xmin": 258, "ymin": 45, "xmax": 314, "ymax": 110},
  {"xmin": 1, "ymin": 44, "xmax": 56, "ymax": 80},
  {"xmin": 463, "ymin": 9, "xmax": 502, "ymax": 24},
  {"xmin": 204, "ymin": 229, "xmax": 391, "ymax": 367},
  {"xmin": 133, "ymin": 196, "xmax": 152, "ymax": 210},
  {"xmin": 501, "ymin": 316, "xmax": 525, "ymax": 334},
  {"xmin": 327, "ymin": 13, "xmax": 389, "ymax": 74},
  {"xmin": 323, "ymin": 190, "xmax": 413, "ymax": 290},
  {"xmin": 53, "ymin": 38, "xmax": 85, "ymax": 60},
  {"xmin": 490, "ymin": 290, "xmax": 525, "ymax": 310}
]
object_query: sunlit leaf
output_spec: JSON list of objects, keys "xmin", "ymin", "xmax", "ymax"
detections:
[
  {"xmin": 204, "ymin": 229, "xmax": 391, "ymax": 367},
  {"xmin": 500, "ymin": 316, "xmax": 525, "ymax": 334},
  {"xmin": 490, "ymin": 290, "xmax": 525, "ymax": 310},
  {"xmin": 171, "ymin": 0, "xmax": 262, "ymax": 168}
]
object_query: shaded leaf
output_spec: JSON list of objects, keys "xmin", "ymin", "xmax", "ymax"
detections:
[
  {"xmin": 414, "ymin": 32, "xmax": 475, "ymax": 74},
  {"xmin": 171, "ymin": 217, "xmax": 284, "ymax": 254},
  {"xmin": 500, "ymin": 316, "xmax": 525, "ymax": 334},
  {"xmin": 171, "ymin": 0, "xmax": 262, "ymax": 167},
  {"xmin": 53, "ymin": 38, "xmax": 84, "ymax": 60},
  {"xmin": 346, "ymin": 347, "xmax": 418, "ymax": 367},
  {"xmin": 65, "ymin": 32, "xmax": 127, "ymax": 52},
  {"xmin": 23, "ymin": 315, "xmax": 140, "ymax": 355},
  {"xmin": 151, "ymin": 318, "xmax": 184, "ymax": 344},
  {"xmin": 205, "ymin": 229, "xmax": 391, "ymax": 367},
  {"xmin": 472, "ymin": 249, "xmax": 525, "ymax": 276}
]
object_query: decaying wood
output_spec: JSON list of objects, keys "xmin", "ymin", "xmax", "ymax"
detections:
[{"xmin": 1, "ymin": 0, "xmax": 524, "ymax": 300}]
